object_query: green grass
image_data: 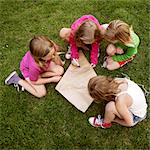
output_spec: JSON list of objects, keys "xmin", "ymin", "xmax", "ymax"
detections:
[{"xmin": 0, "ymin": 0, "xmax": 149, "ymax": 149}]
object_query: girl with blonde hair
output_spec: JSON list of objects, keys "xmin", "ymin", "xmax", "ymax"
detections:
[
  {"xmin": 5, "ymin": 36, "xmax": 64, "ymax": 98},
  {"xmin": 88, "ymin": 76, "xmax": 147, "ymax": 128},
  {"xmin": 59, "ymin": 15, "xmax": 103, "ymax": 67},
  {"xmin": 102, "ymin": 20, "xmax": 140, "ymax": 70}
]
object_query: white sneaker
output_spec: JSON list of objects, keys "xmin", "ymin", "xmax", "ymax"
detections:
[
  {"xmin": 14, "ymin": 84, "xmax": 25, "ymax": 92},
  {"xmin": 88, "ymin": 115, "xmax": 112, "ymax": 128},
  {"xmin": 102, "ymin": 61, "xmax": 107, "ymax": 68},
  {"xmin": 65, "ymin": 46, "xmax": 71, "ymax": 59},
  {"xmin": 71, "ymin": 58, "xmax": 80, "ymax": 67}
]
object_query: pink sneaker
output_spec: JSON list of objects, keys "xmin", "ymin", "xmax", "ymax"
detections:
[{"xmin": 88, "ymin": 115, "xmax": 112, "ymax": 129}]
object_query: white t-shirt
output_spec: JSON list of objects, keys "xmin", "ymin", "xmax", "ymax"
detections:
[
  {"xmin": 117, "ymin": 78, "xmax": 147, "ymax": 118},
  {"xmin": 101, "ymin": 24, "xmax": 109, "ymax": 30}
]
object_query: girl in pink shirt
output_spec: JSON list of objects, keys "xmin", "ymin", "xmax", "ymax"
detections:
[
  {"xmin": 5, "ymin": 36, "xmax": 64, "ymax": 98},
  {"xmin": 59, "ymin": 15, "xmax": 103, "ymax": 67}
]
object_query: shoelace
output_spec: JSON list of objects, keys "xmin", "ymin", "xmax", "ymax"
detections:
[
  {"xmin": 97, "ymin": 115, "xmax": 103, "ymax": 124},
  {"xmin": 97, "ymin": 115, "xmax": 112, "ymax": 128},
  {"xmin": 67, "ymin": 46, "xmax": 71, "ymax": 54},
  {"xmin": 101, "ymin": 61, "xmax": 107, "ymax": 68},
  {"xmin": 101, "ymin": 56, "xmax": 108, "ymax": 68},
  {"xmin": 14, "ymin": 84, "xmax": 24, "ymax": 92}
]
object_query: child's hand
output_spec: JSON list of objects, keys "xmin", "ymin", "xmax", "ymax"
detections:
[
  {"xmin": 116, "ymin": 48, "xmax": 124, "ymax": 54},
  {"xmin": 71, "ymin": 58, "xmax": 80, "ymax": 67},
  {"xmin": 90, "ymin": 63, "xmax": 96, "ymax": 68}
]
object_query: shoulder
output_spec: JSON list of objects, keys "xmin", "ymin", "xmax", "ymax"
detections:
[
  {"xmin": 71, "ymin": 16, "xmax": 86, "ymax": 30},
  {"xmin": 99, "ymin": 24, "xmax": 109, "ymax": 35},
  {"xmin": 77, "ymin": 15, "xmax": 98, "ymax": 22},
  {"xmin": 24, "ymin": 52, "xmax": 40, "ymax": 70},
  {"xmin": 131, "ymin": 31, "xmax": 140, "ymax": 47},
  {"xmin": 22, "ymin": 51, "xmax": 30, "ymax": 58},
  {"xmin": 21, "ymin": 51, "xmax": 30, "ymax": 63},
  {"xmin": 24, "ymin": 51, "xmax": 35, "ymax": 62},
  {"xmin": 116, "ymin": 93, "xmax": 133, "ymax": 107},
  {"xmin": 101, "ymin": 24, "xmax": 109, "ymax": 30},
  {"xmin": 71, "ymin": 15, "xmax": 100, "ymax": 30}
]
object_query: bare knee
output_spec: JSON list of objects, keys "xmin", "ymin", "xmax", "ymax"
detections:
[
  {"xmin": 59, "ymin": 66, "xmax": 64, "ymax": 75},
  {"xmin": 107, "ymin": 65, "xmax": 116, "ymax": 71},
  {"xmin": 55, "ymin": 66, "xmax": 64, "ymax": 76},
  {"xmin": 106, "ymin": 63, "xmax": 120, "ymax": 71},
  {"xmin": 36, "ymin": 89, "xmax": 47, "ymax": 98},
  {"xmin": 105, "ymin": 101, "xmax": 116, "ymax": 113},
  {"xmin": 59, "ymin": 28, "xmax": 71, "ymax": 41},
  {"xmin": 106, "ymin": 44, "xmax": 116, "ymax": 56}
]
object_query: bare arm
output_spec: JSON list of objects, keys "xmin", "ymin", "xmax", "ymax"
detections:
[
  {"xmin": 114, "ymin": 94, "xmax": 133, "ymax": 127},
  {"xmin": 40, "ymin": 71, "xmax": 60, "ymax": 78}
]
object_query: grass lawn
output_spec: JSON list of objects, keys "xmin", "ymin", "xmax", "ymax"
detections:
[{"xmin": 0, "ymin": 0, "xmax": 149, "ymax": 149}]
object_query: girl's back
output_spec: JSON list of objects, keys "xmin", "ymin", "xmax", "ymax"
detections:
[{"xmin": 117, "ymin": 78, "xmax": 147, "ymax": 118}]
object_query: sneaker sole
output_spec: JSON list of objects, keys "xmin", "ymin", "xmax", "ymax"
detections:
[
  {"xmin": 5, "ymin": 71, "xmax": 17, "ymax": 85},
  {"xmin": 65, "ymin": 54, "xmax": 71, "ymax": 59}
]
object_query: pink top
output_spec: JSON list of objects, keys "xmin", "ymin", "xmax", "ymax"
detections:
[
  {"xmin": 20, "ymin": 51, "xmax": 51, "ymax": 81},
  {"xmin": 69, "ymin": 15, "xmax": 102, "ymax": 65}
]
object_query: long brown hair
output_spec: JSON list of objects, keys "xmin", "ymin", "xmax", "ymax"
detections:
[
  {"xmin": 104, "ymin": 20, "xmax": 132, "ymax": 44},
  {"xmin": 29, "ymin": 36, "xmax": 57, "ymax": 67},
  {"xmin": 74, "ymin": 20, "xmax": 101, "ymax": 50},
  {"xmin": 88, "ymin": 76, "xmax": 122, "ymax": 102}
]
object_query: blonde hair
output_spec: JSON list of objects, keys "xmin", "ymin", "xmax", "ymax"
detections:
[
  {"xmin": 88, "ymin": 76, "xmax": 122, "ymax": 102},
  {"xmin": 29, "ymin": 36, "xmax": 56, "ymax": 67},
  {"xmin": 74, "ymin": 20, "xmax": 101, "ymax": 50},
  {"xmin": 105, "ymin": 20, "xmax": 132, "ymax": 44}
]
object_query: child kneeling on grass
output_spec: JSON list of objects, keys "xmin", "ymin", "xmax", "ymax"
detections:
[
  {"xmin": 5, "ymin": 36, "xmax": 64, "ymax": 98},
  {"xmin": 59, "ymin": 15, "xmax": 103, "ymax": 67},
  {"xmin": 88, "ymin": 76, "xmax": 147, "ymax": 129},
  {"xmin": 102, "ymin": 20, "xmax": 140, "ymax": 70}
]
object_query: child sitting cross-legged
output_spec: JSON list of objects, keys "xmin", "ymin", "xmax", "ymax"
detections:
[
  {"xmin": 88, "ymin": 76, "xmax": 147, "ymax": 129},
  {"xmin": 5, "ymin": 36, "xmax": 64, "ymax": 98}
]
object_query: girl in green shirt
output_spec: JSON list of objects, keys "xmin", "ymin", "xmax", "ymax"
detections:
[{"xmin": 102, "ymin": 20, "xmax": 140, "ymax": 70}]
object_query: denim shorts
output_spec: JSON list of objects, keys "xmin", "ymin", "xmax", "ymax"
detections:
[{"xmin": 132, "ymin": 114, "xmax": 146, "ymax": 125}]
